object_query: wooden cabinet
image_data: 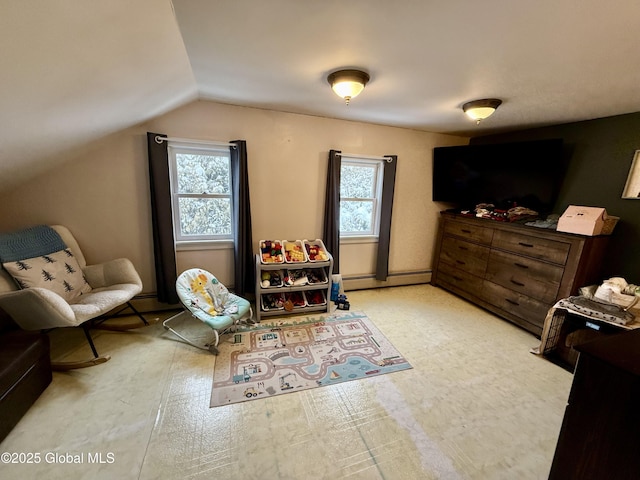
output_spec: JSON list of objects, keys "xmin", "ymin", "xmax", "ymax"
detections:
[
  {"xmin": 549, "ymin": 329, "xmax": 640, "ymax": 479},
  {"xmin": 432, "ymin": 212, "xmax": 609, "ymax": 336}
]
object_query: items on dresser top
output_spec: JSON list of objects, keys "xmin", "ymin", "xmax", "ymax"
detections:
[{"xmin": 556, "ymin": 205, "xmax": 619, "ymax": 236}]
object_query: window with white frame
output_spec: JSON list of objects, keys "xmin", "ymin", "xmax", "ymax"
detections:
[
  {"xmin": 168, "ymin": 143, "xmax": 233, "ymax": 242},
  {"xmin": 340, "ymin": 157, "xmax": 384, "ymax": 237}
]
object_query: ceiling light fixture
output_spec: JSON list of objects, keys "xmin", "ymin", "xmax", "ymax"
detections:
[
  {"xmin": 462, "ymin": 98, "xmax": 502, "ymax": 124},
  {"xmin": 327, "ymin": 69, "xmax": 370, "ymax": 105}
]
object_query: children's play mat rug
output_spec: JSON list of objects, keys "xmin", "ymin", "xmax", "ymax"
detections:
[{"xmin": 210, "ymin": 311, "xmax": 412, "ymax": 407}]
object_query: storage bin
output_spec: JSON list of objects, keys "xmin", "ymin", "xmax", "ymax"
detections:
[
  {"xmin": 259, "ymin": 270, "xmax": 284, "ymax": 288},
  {"xmin": 307, "ymin": 268, "xmax": 328, "ymax": 285},
  {"xmin": 259, "ymin": 240, "xmax": 284, "ymax": 264},
  {"xmin": 261, "ymin": 293, "xmax": 285, "ymax": 311},
  {"xmin": 284, "ymin": 291, "xmax": 306, "ymax": 309},
  {"xmin": 285, "ymin": 269, "xmax": 309, "ymax": 286},
  {"xmin": 303, "ymin": 239, "xmax": 330, "ymax": 262},
  {"xmin": 283, "ymin": 240, "xmax": 307, "ymax": 263},
  {"xmin": 304, "ymin": 289, "xmax": 327, "ymax": 306},
  {"xmin": 601, "ymin": 216, "xmax": 619, "ymax": 235}
]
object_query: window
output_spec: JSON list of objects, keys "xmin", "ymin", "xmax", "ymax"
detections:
[
  {"xmin": 168, "ymin": 143, "xmax": 233, "ymax": 242},
  {"xmin": 340, "ymin": 158, "xmax": 384, "ymax": 237}
]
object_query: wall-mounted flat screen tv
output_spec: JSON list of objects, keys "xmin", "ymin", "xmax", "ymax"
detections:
[{"xmin": 432, "ymin": 138, "xmax": 566, "ymax": 214}]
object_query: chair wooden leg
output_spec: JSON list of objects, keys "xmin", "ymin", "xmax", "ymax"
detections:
[
  {"xmin": 49, "ymin": 325, "xmax": 111, "ymax": 371},
  {"xmin": 51, "ymin": 356, "xmax": 111, "ymax": 371}
]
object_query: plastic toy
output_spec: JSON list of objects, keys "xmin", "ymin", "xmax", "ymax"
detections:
[
  {"xmin": 260, "ymin": 240, "xmax": 283, "ymax": 263},
  {"xmin": 305, "ymin": 242, "xmax": 328, "ymax": 261},
  {"xmin": 284, "ymin": 241, "xmax": 305, "ymax": 262},
  {"xmin": 335, "ymin": 294, "xmax": 350, "ymax": 310}
]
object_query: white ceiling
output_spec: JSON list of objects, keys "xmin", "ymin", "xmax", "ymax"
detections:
[{"xmin": 2, "ymin": 0, "xmax": 640, "ymax": 191}]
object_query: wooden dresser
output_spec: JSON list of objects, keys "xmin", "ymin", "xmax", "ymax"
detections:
[{"xmin": 431, "ymin": 212, "xmax": 609, "ymax": 336}]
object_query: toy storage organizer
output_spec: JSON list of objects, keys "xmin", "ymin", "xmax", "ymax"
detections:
[{"xmin": 255, "ymin": 240, "xmax": 333, "ymax": 322}]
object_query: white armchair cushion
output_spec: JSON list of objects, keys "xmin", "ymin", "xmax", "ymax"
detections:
[
  {"xmin": 0, "ymin": 287, "xmax": 78, "ymax": 330},
  {"xmin": 3, "ymin": 249, "xmax": 91, "ymax": 302},
  {"xmin": 0, "ymin": 269, "xmax": 143, "ymax": 328},
  {"xmin": 70, "ymin": 283, "xmax": 143, "ymax": 323},
  {"xmin": 82, "ymin": 258, "xmax": 143, "ymax": 290},
  {"xmin": 70, "ymin": 258, "xmax": 143, "ymax": 323}
]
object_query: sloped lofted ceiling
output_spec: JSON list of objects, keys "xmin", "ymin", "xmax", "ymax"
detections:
[
  {"xmin": 0, "ymin": 0, "xmax": 197, "ymax": 192},
  {"xmin": 2, "ymin": 0, "xmax": 640, "ymax": 192}
]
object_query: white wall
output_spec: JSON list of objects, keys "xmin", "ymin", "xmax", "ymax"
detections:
[{"xmin": 0, "ymin": 100, "xmax": 466, "ymax": 298}]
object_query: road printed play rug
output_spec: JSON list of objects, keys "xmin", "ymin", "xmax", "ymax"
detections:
[{"xmin": 210, "ymin": 311, "xmax": 412, "ymax": 407}]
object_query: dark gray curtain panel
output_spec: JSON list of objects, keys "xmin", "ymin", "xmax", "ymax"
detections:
[
  {"xmin": 376, "ymin": 155, "xmax": 397, "ymax": 281},
  {"xmin": 231, "ymin": 140, "xmax": 254, "ymax": 295},
  {"xmin": 322, "ymin": 150, "xmax": 341, "ymax": 273},
  {"xmin": 146, "ymin": 132, "xmax": 179, "ymax": 304}
]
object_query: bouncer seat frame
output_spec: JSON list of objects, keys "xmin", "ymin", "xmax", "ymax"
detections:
[{"xmin": 163, "ymin": 268, "xmax": 253, "ymax": 354}]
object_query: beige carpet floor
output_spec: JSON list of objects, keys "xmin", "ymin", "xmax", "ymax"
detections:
[{"xmin": 0, "ymin": 284, "xmax": 572, "ymax": 479}]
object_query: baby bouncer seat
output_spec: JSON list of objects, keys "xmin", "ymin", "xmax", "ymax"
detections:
[{"xmin": 163, "ymin": 268, "xmax": 253, "ymax": 354}]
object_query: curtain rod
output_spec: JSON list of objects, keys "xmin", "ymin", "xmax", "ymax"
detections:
[
  {"xmin": 154, "ymin": 135, "xmax": 236, "ymax": 148},
  {"xmin": 338, "ymin": 152, "xmax": 394, "ymax": 163}
]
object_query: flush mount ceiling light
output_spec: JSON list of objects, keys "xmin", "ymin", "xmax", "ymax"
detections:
[
  {"xmin": 327, "ymin": 69, "xmax": 370, "ymax": 105},
  {"xmin": 462, "ymin": 98, "xmax": 502, "ymax": 124}
]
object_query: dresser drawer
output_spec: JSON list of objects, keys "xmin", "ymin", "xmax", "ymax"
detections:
[
  {"xmin": 483, "ymin": 281, "xmax": 550, "ymax": 329},
  {"xmin": 444, "ymin": 220, "xmax": 493, "ymax": 245},
  {"xmin": 486, "ymin": 250, "xmax": 562, "ymax": 303},
  {"xmin": 440, "ymin": 237, "xmax": 489, "ymax": 277},
  {"xmin": 492, "ymin": 230, "xmax": 570, "ymax": 265},
  {"xmin": 436, "ymin": 262, "xmax": 484, "ymax": 296}
]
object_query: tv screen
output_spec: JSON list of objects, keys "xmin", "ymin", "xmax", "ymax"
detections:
[{"xmin": 432, "ymin": 139, "xmax": 566, "ymax": 214}]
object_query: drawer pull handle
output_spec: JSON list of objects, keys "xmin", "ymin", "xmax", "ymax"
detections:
[
  {"xmin": 510, "ymin": 279, "xmax": 525, "ymax": 287},
  {"xmin": 453, "ymin": 276, "xmax": 463, "ymax": 281},
  {"xmin": 518, "ymin": 242, "xmax": 534, "ymax": 248},
  {"xmin": 514, "ymin": 263, "xmax": 529, "ymax": 269},
  {"xmin": 458, "ymin": 246, "xmax": 469, "ymax": 251},
  {"xmin": 456, "ymin": 260, "xmax": 466, "ymax": 265},
  {"xmin": 505, "ymin": 298, "xmax": 520, "ymax": 306},
  {"xmin": 461, "ymin": 229, "xmax": 472, "ymax": 234}
]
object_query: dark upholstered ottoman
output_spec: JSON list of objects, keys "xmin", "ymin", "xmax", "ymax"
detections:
[{"xmin": 0, "ymin": 328, "xmax": 52, "ymax": 443}]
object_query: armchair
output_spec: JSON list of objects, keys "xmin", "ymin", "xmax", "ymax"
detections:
[{"xmin": 0, "ymin": 225, "xmax": 149, "ymax": 369}]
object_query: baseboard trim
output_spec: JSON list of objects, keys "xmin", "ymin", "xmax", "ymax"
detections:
[
  {"xmin": 342, "ymin": 270, "xmax": 432, "ymax": 291},
  {"xmin": 129, "ymin": 294, "xmax": 179, "ymax": 314},
  {"xmin": 130, "ymin": 270, "xmax": 432, "ymax": 312}
]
